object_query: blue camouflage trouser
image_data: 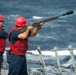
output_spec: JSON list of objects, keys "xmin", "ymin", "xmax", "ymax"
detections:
[{"xmin": 7, "ymin": 54, "xmax": 28, "ymax": 75}]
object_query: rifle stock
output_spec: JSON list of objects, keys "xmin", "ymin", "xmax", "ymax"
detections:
[{"xmin": 32, "ymin": 10, "xmax": 73, "ymax": 27}]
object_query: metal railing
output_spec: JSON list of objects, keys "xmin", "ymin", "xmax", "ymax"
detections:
[{"xmin": 1, "ymin": 45, "xmax": 76, "ymax": 75}]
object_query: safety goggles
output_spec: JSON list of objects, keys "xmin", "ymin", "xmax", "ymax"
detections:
[{"xmin": 0, "ymin": 20, "xmax": 4, "ymax": 23}]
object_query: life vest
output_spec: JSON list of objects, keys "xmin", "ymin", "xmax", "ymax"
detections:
[
  {"xmin": 8, "ymin": 26, "xmax": 28, "ymax": 56},
  {"xmin": 0, "ymin": 29, "xmax": 6, "ymax": 53}
]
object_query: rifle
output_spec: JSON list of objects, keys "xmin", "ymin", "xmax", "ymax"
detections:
[
  {"xmin": 20, "ymin": 10, "xmax": 73, "ymax": 33},
  {"xmin": 32, "ymin": 10, "xmax": 73, "ymax": 27}
]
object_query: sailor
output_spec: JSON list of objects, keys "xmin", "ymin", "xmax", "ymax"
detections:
[
  {"xmin": 0, "ymin": 14, "xmax": 7, "ymax": 74},
  {"xmin": 8, "ymin": 16, "xmax": 43, "ymax": 75}
]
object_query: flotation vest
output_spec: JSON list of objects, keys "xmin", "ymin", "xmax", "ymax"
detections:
[
  {"xmin": 0, "ymin": 29, "xmax": 6, "ymax": 53},
  {"xmin": 8, "ymin": 26, "xmax": 28, "ymax": 56}
]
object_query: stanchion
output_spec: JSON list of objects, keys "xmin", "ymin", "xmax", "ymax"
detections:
[
  {"xmin": 67, "ymin": 45, "xmax": 76, "ymax": 74},
  {"xmin": 52, "ymin": 47, "xmax": 62, "ymax": 75},
  {"xmin": 36, "ymin": 47, "xmax": 46, "ymax": 75}
]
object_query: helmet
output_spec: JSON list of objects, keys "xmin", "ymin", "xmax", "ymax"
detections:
[
  {"xmin": 15, "ymin": 16, "xmax": 28, "ymax": 27},
  {"xmin": 0, "ymin": 14, "xmax": 4, "ymax": 21}
]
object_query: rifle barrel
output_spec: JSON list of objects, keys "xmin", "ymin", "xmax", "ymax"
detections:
[
  {"xmin": 41, "ymin": 16, "xmax": 58, "ymax": 23},
  {"xmin": 40, "ymin": 10, "xmax": 73, "ymax": 23},
  {"xmin": 32, "ymin": 10, "xmax": 74, "ymax": 27}
]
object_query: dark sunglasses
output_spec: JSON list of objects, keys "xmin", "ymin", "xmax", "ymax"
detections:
[{"xmin": 0, "ymin": 20, "xmax": 4, "ymax": 23}]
